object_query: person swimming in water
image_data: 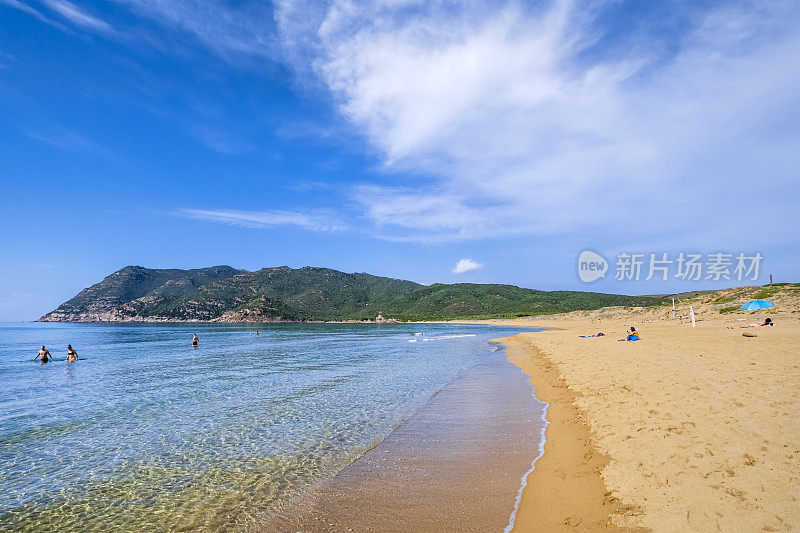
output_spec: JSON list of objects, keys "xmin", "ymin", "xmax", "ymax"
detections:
[
  {"xmin": 192, "ymin": 333, "xmax": 199, "ymax": 347},
  {"xmin": 67, "ymin": 344, "xmax": 78, "ymax": 363},
  {"xmin": 34, "ymin": 346, "xmax": 52, "ymax": 364}
]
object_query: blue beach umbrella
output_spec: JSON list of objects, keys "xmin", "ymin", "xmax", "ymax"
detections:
[
  {"xmin": 740, "ymin": 299, "xmax": 774, "ymax": 323},
  {"xmin": 739, "ymin": 299, "xmax": 774, "ymax": 311}
]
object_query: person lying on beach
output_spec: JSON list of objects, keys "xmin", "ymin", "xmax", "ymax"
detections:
[
  {"xmin": 579, "ymin": 333, "xmax": 605, "ymax": 337},
  {"xmin": 735, "ymin": 318, "xmax": 775, "ymax": 328},
  {"xmin": 192, "ymin": 334, "xmax": 199, "ymax": 347},
  {"xmin": 67, "ymin": 344, "xmax": 78, "ymax": 363},
  {"xmin": 34, "ymin": 346, "xmax": 52, "ymax": 364}
]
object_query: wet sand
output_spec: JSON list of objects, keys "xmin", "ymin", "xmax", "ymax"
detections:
[
  {"xmin": 262, "ymin": 348, "xmax": 547, "ymax": 532},
  {"xmin": 499, "ymin": 334, "xmax": 633, "ymax": 531}
]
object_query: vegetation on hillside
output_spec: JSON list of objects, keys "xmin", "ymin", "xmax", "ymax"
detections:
[
  {"xmin": 357, "ymin": 284, "xmax": 669, "ymax": 321},
  {"xmin": 125, "ymin": 267, "xmax": 421, "ymax": 321},
  {"xmin": 41, "ymin": 265, "xmax": 672, "ymax": 322}
]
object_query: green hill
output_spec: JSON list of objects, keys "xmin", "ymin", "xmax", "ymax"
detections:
[
  {"xmin": 359, "ymin": 283, "xmax": 668, "ymax": 321},
  {"xmin": 39, "ymin": 265, "xmax": 669, "ymax": 322},
  {"xmin": 123, "ymin": 266, "xmax": 422, "ymax": 321}
]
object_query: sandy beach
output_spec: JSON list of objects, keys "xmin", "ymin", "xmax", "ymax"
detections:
[
  {"xmin": 492, "ymin": 286, "xmax": 800, "ymax": 531},
  {"xmin": 260, "ymin": 286, "xmax": 799, "ymax": 532}
]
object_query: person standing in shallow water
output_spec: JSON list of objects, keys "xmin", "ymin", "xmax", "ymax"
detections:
[
  {"xmin": 34, "ymin": 346, "xmax": 51, "ymax": 364},
  {"xmin": 67, "ymin": 344, "xmax": 78, "ymax": 363},
  {"xmin": 192, "ymin": 334, "xmax": 199, "ymax": 347}
]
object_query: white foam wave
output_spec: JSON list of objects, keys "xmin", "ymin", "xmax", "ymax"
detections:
[
  {"xmin": 504, "ymin": 366, "xmax": 550, "ymax": 533},
  {"xmin": 407, "ymin": 334, "xmax": 477, "ymax": 343}
]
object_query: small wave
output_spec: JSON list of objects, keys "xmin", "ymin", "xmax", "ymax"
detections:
[
  {"xmin": 504, "ymin": 392, "xmax": 550, "ymax": 532},
  {"xmin": 407, "ymin": 334, "xmax": 477, "ymax": 343}
]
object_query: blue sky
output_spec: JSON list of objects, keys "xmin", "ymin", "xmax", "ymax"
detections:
[{"xmin": 2, "ymin": 0, "xmax": 799, "ymax": 320}]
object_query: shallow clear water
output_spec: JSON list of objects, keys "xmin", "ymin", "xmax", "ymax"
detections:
[{"xmin": 0, "ymin": 322, "xmax": 532, "ymax": 531}]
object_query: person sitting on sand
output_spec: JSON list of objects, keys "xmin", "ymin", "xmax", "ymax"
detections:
[
  {"xmin": 619, "ymin": 327, "xmax": 641, "ymax": 341},
  {"xmin": 67, "ymin": 344, "xmax": 78, "ymax": 363},
  {"xmin": 192, "ymin": 333, "xmax": 199, "ymax": 347},
  {"xmin": 34, "ymin": 346, "xmax": 52, "ymax": 364}
]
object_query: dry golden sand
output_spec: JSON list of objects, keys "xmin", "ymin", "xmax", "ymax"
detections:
[{"xmin": 483, "ymin": 288, "xmax": 800, "ymax": 532}]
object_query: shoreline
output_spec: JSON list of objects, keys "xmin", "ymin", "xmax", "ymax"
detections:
[
  {"xmin": 496, "ymin": 333, "xmax": 633, "ymax": 531},
  {"xmin": 263, "ymin": 325, "xmax": 636, "ymax": 531},
  {"xmin": 262, "ymin": 337, "xmax": 548, "ymax": 532}
]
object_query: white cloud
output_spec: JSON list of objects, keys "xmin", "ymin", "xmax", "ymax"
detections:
[
  {"xmin": 41, "ymin": 0, "xmax": 114, "ymax": 33},
  {"xmin": 452, "ymin": 258, "xmax": 482, "ymax": 274},
  {"xmin": 176, "ymin": 208, "xmax": 347, "ymax": 232},
  {"xmin": 353, "ymin": 185, "xmax": 504, "ymax": 242},
  {"xmin": 20, "ymin": 0, "xmax": 797, "ymax": 252},
  {"xmin": 276, "ymin": 0, "xmax": 800, "ymax": 248}
]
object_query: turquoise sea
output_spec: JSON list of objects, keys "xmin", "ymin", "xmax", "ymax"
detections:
[{"xmin": 0, "ymin": 322, "xmax": 536, "ymax": 531}]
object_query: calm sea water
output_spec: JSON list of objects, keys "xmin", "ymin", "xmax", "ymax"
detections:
[{"xmin": 0, "ymin": 322, "xmax": 533, "ymax": 531}]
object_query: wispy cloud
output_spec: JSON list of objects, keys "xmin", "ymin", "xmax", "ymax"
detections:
[
  {"xmin": 41, "ymin": 0, "xmax": 114, "ymax": 33},
  {"xmin": 276, "ymin": 0, "xmax": 800, "ymax": 247},
  {"xmin": 352, "ymin": 185, "xmax": 512, "ymax": 242},
  {"xmin": 118, "ymin": 0, "xmax": 279, "ymax": 60},
  {"xmin": 452, "ymin": 258, "xmax": 481, "ymax": 274},
  {"xmin": 176, "ymin": 208, "xmax": 348, "ymax": 232},
  {"xmin": 11, "ymin": 0, "xmax": 798, "ymax": 252},
  {"xmin": 190, "ymin": 126, "xmax": 254, "ymax": 154},
  {"xmin": 1, "ymin": 0, "xmax": 69, "ymax": 31},
  {"xmin": 24, "ymin": 127, "xmax": 114, "ymax": 157}
]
